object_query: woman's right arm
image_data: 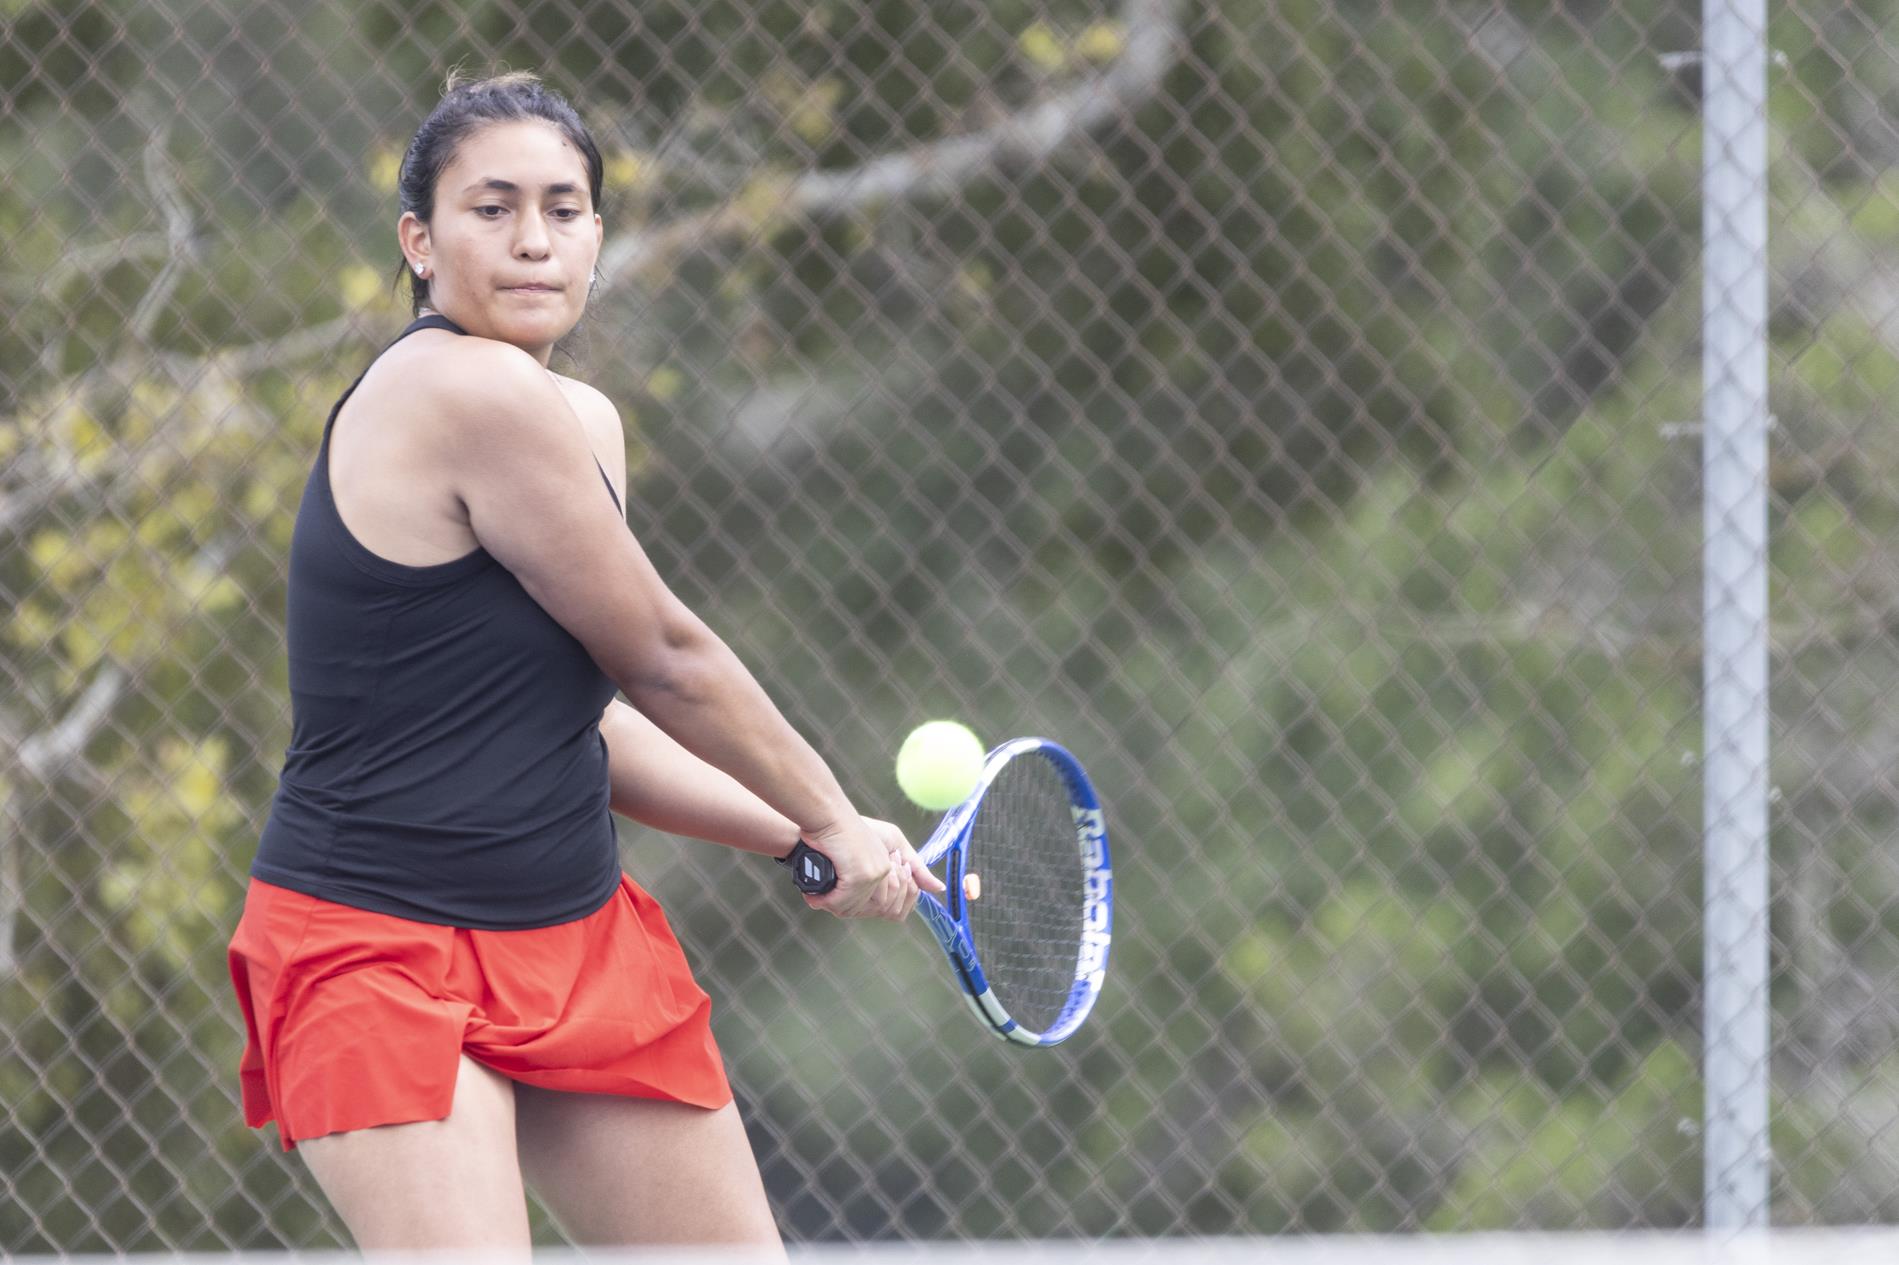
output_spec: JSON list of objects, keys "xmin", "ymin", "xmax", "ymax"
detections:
[{"xmin": 426, "ymin": 339, "xmax": 917, "ymax": 921}]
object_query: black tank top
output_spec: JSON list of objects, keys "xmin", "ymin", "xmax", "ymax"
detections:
[{"xmin": 250, "ymin": 314, "xmax": 625, "ymax": 929}]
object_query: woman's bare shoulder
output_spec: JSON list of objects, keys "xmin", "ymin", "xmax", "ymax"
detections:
[
  {"xmin": 392, "ymin": 329, "xmax": 547, "ymax": 408},
  {"xmin": 376, "ymin": 332, "xmax": 574, "ymax": 460},
  {"xmin": 547, "ymin": 371, "xmax": 617, "ymax": 422},
  {"xmin": 389, "ymin": 334, "xmax": 619, "ymax": 434},
  {"xmin": 547, "ymin": 371, "xmax": 626, "ymax": 453}
]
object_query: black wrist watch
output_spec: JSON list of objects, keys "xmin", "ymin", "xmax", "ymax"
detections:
[{"xmin": 776, "ymin": 840, "xmax": 838, "ymax": 894}]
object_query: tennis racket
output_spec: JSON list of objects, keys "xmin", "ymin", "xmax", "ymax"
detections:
[{"xmin": 777, "ymin": 737, "xmax": 1112, "ymax": 1047}]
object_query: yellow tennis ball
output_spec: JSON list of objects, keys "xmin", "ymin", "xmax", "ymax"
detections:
[{"xmin": 895, "ymin": 721, "xmax": 985, "ymax": 811}]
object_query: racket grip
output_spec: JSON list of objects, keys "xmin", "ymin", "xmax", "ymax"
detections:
[{"xmin": 776, "ymin": 840, "xmax": 838, "ymax": 895}]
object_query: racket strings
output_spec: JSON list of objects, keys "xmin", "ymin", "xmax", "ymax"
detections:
[{"xmin": 964, "ymin": 754, "xmax": 1086, "ymax": 1035}]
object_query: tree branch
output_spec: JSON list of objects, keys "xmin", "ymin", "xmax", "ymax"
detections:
[
  {"xmin": 9, "ymin": 233, "xmax": 173, "ymax": 302},
  {"xmin": 126, "ymin": 110, "xmax": 196, "ymax": 347},
  {"xmin": 3, "ymin": 0, "xmax": 1186, "ymax": 534},
  {"xmin": 0, "ymin": 529, "xmax": 239, "ymax": 976},
  {"xmin": 0, "ymin": 664, "xmax": 124, "ymax": 977},
  {"xmin": 597, "ymin": 0, "xmax": 1185, "ymax": 281}
]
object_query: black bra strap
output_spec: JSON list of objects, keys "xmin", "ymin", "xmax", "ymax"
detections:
[{"xmin": 404, "ymin": 312, "xmax": 466, "ymax": 337}]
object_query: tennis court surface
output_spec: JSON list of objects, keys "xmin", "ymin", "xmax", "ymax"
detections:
[{"xmin": 18, "ymin": 1230, "xmax": 1899, "ymax": 1265}]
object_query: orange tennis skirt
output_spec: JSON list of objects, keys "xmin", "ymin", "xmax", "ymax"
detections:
[{"xmin": 226, "ymin": 870, "xmax": 733, "ymax": 1152}]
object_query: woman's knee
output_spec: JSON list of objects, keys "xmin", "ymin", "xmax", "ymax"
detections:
[{"xmin": 296, "ymin": 1053, "xmax": 531, "ymax": 1254}]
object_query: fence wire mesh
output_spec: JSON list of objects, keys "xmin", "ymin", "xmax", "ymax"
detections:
[{"xmin": 3, "ymin": 0, "xmax": 1897, "ymax": 1253}]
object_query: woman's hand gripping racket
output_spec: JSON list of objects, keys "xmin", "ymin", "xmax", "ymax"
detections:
[{"xmin": 776, "ymin": 738, "xmax": 1113, "ymax": 1046}]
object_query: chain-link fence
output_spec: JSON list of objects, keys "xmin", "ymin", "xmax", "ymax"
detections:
[{"xmin": 6, "ymin": 0, "xmax": 1899, "ymax": 1252}]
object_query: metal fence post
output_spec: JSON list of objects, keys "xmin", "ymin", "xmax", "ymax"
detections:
[{"xmin": 1701, "ymin": 0, "xmax": 1772, "ymax": 1233}]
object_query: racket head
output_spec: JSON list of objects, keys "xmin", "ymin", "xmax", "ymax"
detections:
[{"xmin": 913, "ymin": 737, "xmax": 1112, "ymax": 1047}]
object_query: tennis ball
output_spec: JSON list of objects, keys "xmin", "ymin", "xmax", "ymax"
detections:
[{"xmin": 895, "ymin": 720, "xmax": 985, "ymax": 811}]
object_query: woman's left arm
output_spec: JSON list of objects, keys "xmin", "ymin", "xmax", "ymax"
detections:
[{"xmin": 599, "ymin": 697, "xmax": 803, "ymax": 858}]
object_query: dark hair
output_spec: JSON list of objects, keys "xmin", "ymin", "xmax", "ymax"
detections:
[{"xmin": 391, "ymin": 67, "xmax": 605, "ymax": 320}]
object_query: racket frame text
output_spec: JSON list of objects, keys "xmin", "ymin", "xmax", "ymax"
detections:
[{"xmin": 912, "ymin": 737, "xmax": 1113, "ymax": 1047}]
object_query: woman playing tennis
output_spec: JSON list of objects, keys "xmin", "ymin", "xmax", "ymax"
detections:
[{"xmin": 225, "ymin": 68, "xmax": 943, "ymax": 1259}]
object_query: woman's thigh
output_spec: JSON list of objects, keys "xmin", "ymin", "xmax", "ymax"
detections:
[
  {"xmin": 514, "ymin": 1084, "xmax": 784, "ymax": 1255},
  {"xmin": 295, "ymin": 1051, "xmax": 532, "ymax": 1259}
]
